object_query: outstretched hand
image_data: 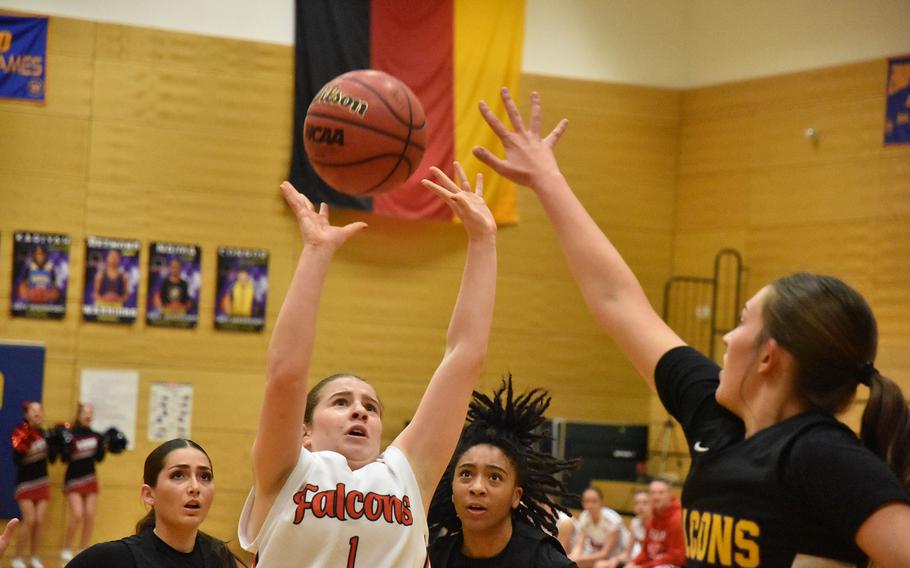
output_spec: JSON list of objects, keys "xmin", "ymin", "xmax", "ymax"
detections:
[
  {"xmin": 472, "ymin": 88, "xmax": 569, "ymax": 189},
  {"xmin": 422, "ymin": 163, "xmax": 496, "ymax": 241},
  {"xmin": 0, "ymin": 518, "xmax": 19, "ymax": 558},
  {"xmin": 280, "ymin": 182, "xmax": 367, "ymax": 251}
]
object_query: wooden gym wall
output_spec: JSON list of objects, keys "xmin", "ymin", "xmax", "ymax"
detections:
[
  {"xmin": 0, "ymin": 16, "xmax": 673, "ymax": 550},
  {"xmin": 652, "ymin": 59, "xmax": 910, "ymax": 482}
]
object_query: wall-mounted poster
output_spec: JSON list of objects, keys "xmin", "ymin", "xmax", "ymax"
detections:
[
  {"xmin": 11, "ymin": 231, "xmax": 69, "ymax": 319},
  {"xmin": 0, "ymin": 15, "xmax": 48, "ymax": 103},
  {"xmin": 82, "ymin": 236, "xmax": 141, "ymax": 324},
  {"xmin": 146, "ymin": 242, "xmax": 201, "ymax": 329},
  {"xmin": 215, "ymin": 246, "xmax": 268, "ymax": 332},
  {"xmin": 885, "ymin": 55, "xmax": 910, "ymax": 145},
  {"xmin": 148, "ymin": 382, "xmax": 193, "ymax": 441}
]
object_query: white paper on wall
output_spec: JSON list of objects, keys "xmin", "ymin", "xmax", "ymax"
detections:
[
  {"xmin": 148, "ymin": 382, "xmax": 193, "ymax": 441},
  {"xmin": 80, "ymin": 369, "xmax": 139, "ymax": 450}
]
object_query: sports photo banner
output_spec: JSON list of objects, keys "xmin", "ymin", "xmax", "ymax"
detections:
[
  {"xmin": 291, "ymin": 0, "xmax": 524, "ymax": 223},
  {"xmin": 885, "ymin": 55, "xmax": 910, "ymax": 145},
  {"xmin": 0, "ymin": 15, "xmax": 47, "ymax": 103},
  {"xmin": 11, "ymin": 231, "xmax": 69, "ymax": 319},
  {"xmin": 82, "ymin": 236, "xmax": 141, "ymax": 324},
  {"xmin": 214, "ymin": 246, "xmax": 268, "ymax": 332},
  {"xmin": 146, "ymin": 242, "xmax": 201, "ymax": 329}
]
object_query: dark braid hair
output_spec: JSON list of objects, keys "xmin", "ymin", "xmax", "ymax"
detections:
[{"xmin": 428, "ymin": 375, "xmax": 580, "ymax": 536}]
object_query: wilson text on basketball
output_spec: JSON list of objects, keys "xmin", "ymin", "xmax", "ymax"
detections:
[{"xmin": 314, "ymin": 85, "xmax": 369, "ymax": 117}]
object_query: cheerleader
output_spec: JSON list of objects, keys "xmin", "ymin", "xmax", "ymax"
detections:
[
  {"xmin": 10, "ymin": 402, "xmax": 49, "ymax": 568},
  {"xmin": 59, "ymin": 402, "xmax": 105, "ymax": 562}
]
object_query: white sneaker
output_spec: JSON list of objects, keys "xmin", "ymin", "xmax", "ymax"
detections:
[
  {"xmin": 11, "ymin": 557, "xmax": 26, "ymax": 568},
  {"xmin": 28, "ymin": 557, "xmax": 44, "ymax": 568},
  {"xmin": 60, "ymin": 549, "xmax": 74, "ymax": 562}
]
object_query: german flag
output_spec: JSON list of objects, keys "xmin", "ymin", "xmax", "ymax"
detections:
[{"xmin": 290, "ymin": 0, "xmax": 524, "ymax": 223}]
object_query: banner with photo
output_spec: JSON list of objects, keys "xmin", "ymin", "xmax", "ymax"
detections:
[
  {"xmin": 215, "ymin": 246, "xmax": 268, "ymax": 332},
  {"xmin": 0, "ymin": 15, "xmax": 48, "ymax": 103},
  {"xmin": 146, "ymin": 242, "xmax": 201, "ymax": 329},
  {"xmin": 82, "ymin": 236, "xmax": 141, "ymax": 324},
  {"xmin": 11, "ymin": 231, "xmax": 69, "ymax": 319},
  {"xmin": 885, "ymin": 54, "xmax": 910, "ymax": 145}
]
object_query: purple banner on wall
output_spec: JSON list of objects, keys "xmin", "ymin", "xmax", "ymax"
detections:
[
  {"xmin": 146, "ymin": 242, "xmax": 201, "ymax": 329},
  {"xmin": 885, "ymin": 55, "xmax": 910, "ymax": 145},
  {"xmin": 11, "ymin": 231, "xmax": 69, "ymax": 319},
  {"xmin": 82, "ymin": 236, "xmax": 141, "ymax": 324},
  {"xmin": 215, "ymin": 246, "xmax": 268, "ymax": 332},
  {"xmin": 0, "ymin": 15, "xmax": 48, "ymax": 103}
]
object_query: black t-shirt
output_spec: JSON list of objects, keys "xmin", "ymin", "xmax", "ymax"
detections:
[
  {"xmin": 656, "ymin": 346, "xmax": 910, "ymax": 567},
  {"xmin": 160, "ymin": 279, "xmax": 190, "ymax": 306},
  {"xmin": 66, "ymin": 528, "xmax": 230, "ymax": 568},
  {"xmin": 429, "ymin": 520, "xmax": 577, "ymax": 568}
]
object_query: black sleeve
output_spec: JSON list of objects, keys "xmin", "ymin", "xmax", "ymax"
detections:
[
  {"xmin": 66, "ymin": 541, "xmax": 134, "ymax": 568},
  {"xmin": 655, "ymin": 346, "xmax": 744, "ymax": 453},
  {"xmin": 655, "ymin": 346, "xmax": 720, "ymax": 426},
  {"xmin": 533, "ymin": 541, "xmax": 578, "ymax": 568},
  {"xmin": 784, "ymin": 425, "xmax": 910, "ymax": 541}
]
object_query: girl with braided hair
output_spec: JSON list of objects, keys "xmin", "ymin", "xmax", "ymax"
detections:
[{"xmin": 427, "ymin": 376, "xmax": 580, "ymax": 567}]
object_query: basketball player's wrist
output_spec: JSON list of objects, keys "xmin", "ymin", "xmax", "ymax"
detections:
[
  {"xmin": 529, "ymin": 170, "xmax": 566, "ymax": 194},
  {"xmin": 300, "ymin": 243, "xmax": 338, "ymax": 261},
  {"xmin": 466, "ymin": 232, "xmax": 496, "ymax": 247}
]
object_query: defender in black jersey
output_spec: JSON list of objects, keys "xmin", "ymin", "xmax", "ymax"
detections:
[
  {"xmin": 68, "ymin": 439, "xmax": 240, "ymax": 568},
  {"xmin": 473, "ymin": 88, "xmax": 910, "ymax": 567}
]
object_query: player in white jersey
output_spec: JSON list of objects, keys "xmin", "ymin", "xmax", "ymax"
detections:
[{"xmin": 239, "ymin": 164, "xmax": 497, "ymax": 567}]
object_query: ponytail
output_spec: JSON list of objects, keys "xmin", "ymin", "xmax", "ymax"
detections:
[
  {"xmin": 860, "ymin": 372, "xmax": 910, "ymax": 491},
  {"xmin": 134, "ymin": 509, "xmax": 155, "ymax": 535}
]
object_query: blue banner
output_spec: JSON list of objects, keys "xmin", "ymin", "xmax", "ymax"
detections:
[
  {"xmin": 0, "ymin": 342, "xmax": 45, "ymax": 519},
  {"xmin": 0, "ymin": 15, "xmax": 47, "ymax": 103},
  {"xmin": 885, "ymin": 55, "xmax": 910, "ymax": 145}
]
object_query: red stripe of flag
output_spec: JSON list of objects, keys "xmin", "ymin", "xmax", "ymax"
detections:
[{"xmin": 370, "ymin": 0, "xmax": 455, "ymax": 220}]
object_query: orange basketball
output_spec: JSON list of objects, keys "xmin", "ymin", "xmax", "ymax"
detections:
[{"xmin": 303, "ymin": 69, "xmax": 427, "ymax": 197}]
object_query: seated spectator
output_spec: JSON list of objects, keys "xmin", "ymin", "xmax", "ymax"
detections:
[
  {"xmin": 627, "ymin": 479, "xmax": 685, "ymax": 568},
  {"xmin": 570, "ymin": 487, "xmax": 629, "ymax": 568}
]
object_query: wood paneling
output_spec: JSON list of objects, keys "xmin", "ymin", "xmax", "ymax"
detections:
[
  {"xmin": 0, "ymin": 16, "xmax": 674, "ymax": 553},
  {"xmin": 676, "ymin": 58, "xmax": 910, "ymax": 401}
]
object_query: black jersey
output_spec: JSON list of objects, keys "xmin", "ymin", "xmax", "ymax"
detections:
[
  {"xmin": 64, "ymin": 425, "xmax": 105, "ymax": 487},
  {"xmin": 429, "ymin": 520, "xmax": 577, "ymax": 568},
  {"xmin": 67, "ymin": 527, "xmax": 236, "ymax": 568},
  {"xmin": 656, "ymin": 346, "xmax": 910, "ymax": 567}
]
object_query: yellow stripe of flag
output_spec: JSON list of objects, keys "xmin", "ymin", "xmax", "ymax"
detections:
[{"xmin": 454, "ymin": 0, "xmax": 525, "ymax": 224}]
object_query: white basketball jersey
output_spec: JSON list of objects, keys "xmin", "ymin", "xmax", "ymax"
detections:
[{"xmin": 239, "ymin": 445, "xmax": 429, "ymax": 567}]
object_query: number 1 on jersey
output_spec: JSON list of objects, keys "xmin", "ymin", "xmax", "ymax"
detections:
[{"xmin": 346, "ymin": 536, "xmax": 359, "ymax": 568}]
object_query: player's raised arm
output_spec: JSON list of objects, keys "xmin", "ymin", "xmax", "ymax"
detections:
[
  {"xmin": 393, "ymin": 163, "xmax": 497, "ymax": 504},
  {"xmin": 473, "ymin": 88, "xmax": 683, "ymax": 388},
  {"xmin": 252, "ymin": 182, "xmax": 367, "ymax": 497}
]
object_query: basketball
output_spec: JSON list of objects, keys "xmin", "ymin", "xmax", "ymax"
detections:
[{"xmin": 303, "ymin": 69, "xmax": 427, "ymax": 197}]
